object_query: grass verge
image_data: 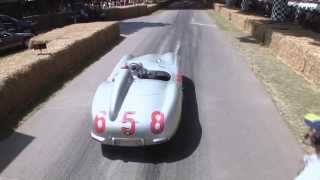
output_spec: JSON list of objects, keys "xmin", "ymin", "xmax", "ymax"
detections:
[{"xmin": 208, "ymin": 10, "xmax": 320, "ymax": 152}]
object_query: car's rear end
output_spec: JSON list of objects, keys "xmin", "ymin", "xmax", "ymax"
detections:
[
  {"xmin": 91, "ymin": 78, "xmax": 182, "ymax": 146},
  {"xmin": 91, "ymin": 53, "xmax": 182, "ymax": 146}
]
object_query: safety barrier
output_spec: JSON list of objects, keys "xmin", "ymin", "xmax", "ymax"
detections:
[
  {"xmin": 0, "ymin": 22, "xmax": 120, "ymax": 128},
  {"xmin": 213, "ymin": 3, "xmax": 320, "ymax": 85}
]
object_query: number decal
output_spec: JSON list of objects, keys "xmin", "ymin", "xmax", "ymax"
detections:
[
  {"xmin": 176, "ymin": 71, "xmax": 182, "ymax": 83},
  {"xmin": 94, "ymin": 112, "xmax": 106, "ymax": 134},
  {"xmin": 151, "ymin": 111, "xmax": 164, "ymax": 134},
  {"xmin": 121, "ymin": 112, "xmax": 136, "ymax": 136}
]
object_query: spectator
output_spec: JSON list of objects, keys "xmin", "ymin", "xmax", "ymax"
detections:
[{"xmin": 295, "ymin": 113, "xmax": 320, "ymax": 180}]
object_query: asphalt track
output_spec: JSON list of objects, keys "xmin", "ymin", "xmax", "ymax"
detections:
[{"xmin": 0, "ymin": 1, "xmax": 303, "ymax": 180}]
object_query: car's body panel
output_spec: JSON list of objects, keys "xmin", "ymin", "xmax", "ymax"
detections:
[{"xmin": 91, "ymin": 53, "xmax": 182, "ymax": 146}]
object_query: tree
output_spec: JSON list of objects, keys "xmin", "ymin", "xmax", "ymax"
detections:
[{"xmin": 271, "ymin": 0, "xmax": 289, "ymax": 22}]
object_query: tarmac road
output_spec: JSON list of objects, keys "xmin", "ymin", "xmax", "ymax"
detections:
[{"xmin": 0, "ymin": 1, "xmax": 303, "ymax": 180}]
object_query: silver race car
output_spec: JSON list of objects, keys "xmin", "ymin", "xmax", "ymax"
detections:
[{"xmin": 91, "ymin": 53, "xmax": 183, "ymax": 146}]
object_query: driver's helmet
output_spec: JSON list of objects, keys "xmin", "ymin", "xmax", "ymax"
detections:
[
  {"xmin": 304, "ymin": 113, "xmax": 320, "ymax": 131},
  {"xmin": 304, "ymin": 113, "xmax": 320, "ymax": 145}
]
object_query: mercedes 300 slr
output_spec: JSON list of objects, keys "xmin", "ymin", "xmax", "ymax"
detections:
[{"xmin": 91, "ymin": 53, "xmax": 183, "ymax": 146}]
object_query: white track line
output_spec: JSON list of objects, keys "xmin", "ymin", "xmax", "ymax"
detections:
[
  {"xmin": 191, "ymin": 22, "xmax": 216, "ymax": 28},
  {"xmin": 191, "ymin": 16, "xmax": 216, "ymax": 28},
  {"xmin": 174, "ymin": 40, "xmax": 181, "ymax": 56}
]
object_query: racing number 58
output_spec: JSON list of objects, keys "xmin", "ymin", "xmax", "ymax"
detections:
[{"xmin": 121, "ymin": 111, "xmax": 165, "ymax": 135}]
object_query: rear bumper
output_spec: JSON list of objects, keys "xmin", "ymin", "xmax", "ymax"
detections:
[{"xmin": 91, "ymin": 132, "xmax": 169, "ymax": 146}]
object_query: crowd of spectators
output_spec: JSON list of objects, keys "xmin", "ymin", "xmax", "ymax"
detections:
[
  {"xmin": 224, "ymin": 0, "xmax": 320, "ymax": 32},
  {"xmin": 83, "ymin": 0, "xmax": 149, "ymax": 9},
  {"xmin": 0, "ymin": 0, "xmax": 153, "ymax": 18}
]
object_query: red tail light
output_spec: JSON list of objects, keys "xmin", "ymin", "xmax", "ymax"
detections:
[
  {"xmin": 93, "ymin": 112, "xmax": 106, "ymax": 134},
  {"xmin": 120, "ymin": 64, "xmax": 129, "ymax": 69},
  {"xmin": 176, "ymin": 72, "xmax": 182, "ymax": 82}
]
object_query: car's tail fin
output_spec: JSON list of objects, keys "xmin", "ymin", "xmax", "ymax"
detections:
[{"xmin": 108, "ymin": 54, "xmax": 134, "ymax": 81}]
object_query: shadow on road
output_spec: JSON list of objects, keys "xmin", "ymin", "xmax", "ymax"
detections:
[
  {"xmin": 101, "ymin": 76, "xmax": 202, "ymax": 163},
  {"xmin": 120, "ymin": 21, "xmax": 170, "ymax": 35},
  {"xmin": 119, "ymin": 0, "xmax": 209, "ymax": 36},
  {"xmin": 0, "ymin": 132, "xmax": 34, "ymax": 173}
]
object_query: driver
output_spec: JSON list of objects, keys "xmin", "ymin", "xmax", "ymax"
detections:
[{"xmin": 128, "ymin": 63, "xmax": 149, "ymax": 79}]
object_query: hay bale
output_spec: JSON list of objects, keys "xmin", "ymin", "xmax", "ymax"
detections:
[
  {"xmin": 277, "ymin": 37, "xmax": 320, "ymax": 85},
  {"xmin": 138, "ymin": 5, "xmax": 148, "ymax": 16},
  {"xmin": 147, "ymin": 4, "xmax": 159, "ymax": 14},
  {"xmin": 220, "ymin": 7, "xmax": 231, "ymax": 20},
  {"xmin": 250, "ymin": 21, "xmax": 269, "ymax": 43},
  {"xmin": 304, "ymin": 50, "xmax": 320, "ymax": 85},
  {"xmin": 103, "ymin": 5, "xmax": 149, "ymax": 20},
  {"xmin": 0, "ymin": 22, "xmax": 120, "ymax": 127},
  {"xmin": 277, "ymin": 38, "xmax": 308, "ymax": 72},
  {"xmin": 214, "ymin": 5, "xmax": 320, "ymax": 86},
  {"xmin": 214, "ymin": 3, "xmax": 224, "ymax": 12},
  {"xmin": 230, "ymin": 13, "xmax": 248, "ymax": 31},
  {"xmin": 248, "ymin": 20, "xmax": 260, "ymax": 36},
  {"xmin": 265, "ymin": 30, "xmax": 285, "ymax": 51}
]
